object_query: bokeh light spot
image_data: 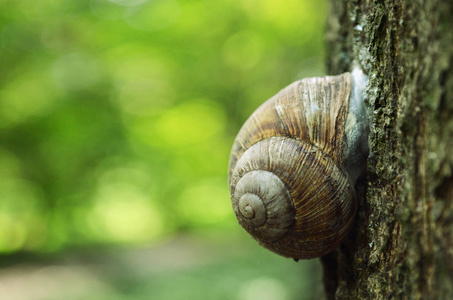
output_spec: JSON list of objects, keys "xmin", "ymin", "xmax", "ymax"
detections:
[
  {"xmin": 52, "ymin": 52, "xmax": 103, "ymax": 91},
  {"xmin": 239, "ymin": 277, "xmax": 288, "ymax": 300},
  {"xmin": 176, "ymin": 179, "xmax": 231, "ymax": 227},
  {"xmin": 89, "ymin": 183, "xmax": 163, "ymax": 243},
  {"xmin": 241, "ymin": 0, "xmax": 320, "ymax": 39},
  {"xmin": 107, "ymin": 45, "xmax": 172, "ymax": 85},
  {"xmin": 116, "ymin": 78, "xmax": 174, "ymax": 115},
  {"xmin": 222, "ymin": 30, "xmax": 264, "ymax": 70},
  {"xmin": 131, "ymin": 99, "xmax": 226, "ymax": 147},
  {"xmin": 125, "ymin": 0, "xmax": 180, "ymax": 31},
  {"xmin": 0, "ymin": 72, "xmax": 56, "ymax": 127}
]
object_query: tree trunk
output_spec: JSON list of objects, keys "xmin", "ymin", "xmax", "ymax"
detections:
[{"xmin": 323, "ymin": 0, "xmax": 453, "ymax": 299}]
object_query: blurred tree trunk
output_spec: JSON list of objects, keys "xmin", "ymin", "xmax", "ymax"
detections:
[{"xmin": 322, "ymin": 0, "xmax": 453, "ymax": 299}]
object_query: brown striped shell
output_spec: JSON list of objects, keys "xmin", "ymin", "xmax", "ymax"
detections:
[{"xmin": 228, "ymin": 73, "xmax": 357, "ymax": 260}]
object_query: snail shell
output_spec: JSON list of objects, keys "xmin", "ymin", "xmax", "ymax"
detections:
[{"xmin": 228, "ymin": 73, "xmax": 357, "ymax": 260}]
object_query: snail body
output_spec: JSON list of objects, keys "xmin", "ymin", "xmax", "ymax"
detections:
[{"xmin": 229, "ymin": 72, "xmax": 365, "ymax": 260}]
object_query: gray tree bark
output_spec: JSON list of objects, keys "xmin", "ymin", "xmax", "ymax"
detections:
[{"xmin": 323, "ymin": 0, "xmax": 453, "ymax": 299}]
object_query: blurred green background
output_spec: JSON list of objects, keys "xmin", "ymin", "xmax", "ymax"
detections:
[{"xmin": 0, "ymin": 0, "xmax": 327, "ymax": 299}]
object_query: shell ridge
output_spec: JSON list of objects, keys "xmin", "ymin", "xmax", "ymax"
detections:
[
  {"xmin": 292, "ymin": 153, "xmax": 328, "ymax": 214},
  {"xmin": 297, "ymin": 172, "xmax": 351, "ymax": 230}
]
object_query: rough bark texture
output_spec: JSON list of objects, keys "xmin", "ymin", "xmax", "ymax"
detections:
[{"xmin": 323, "ymin": 0, "xmax": 453, "ymax": 299}]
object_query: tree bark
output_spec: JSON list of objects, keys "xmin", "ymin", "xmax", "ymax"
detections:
[{"xmin": 323, "ymin": 0, "xmax": 453, "ymax": 299}]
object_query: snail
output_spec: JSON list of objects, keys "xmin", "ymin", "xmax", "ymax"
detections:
[{"xmin": 228, "ymin": 71, "xmax": 368, "ymax": 260}]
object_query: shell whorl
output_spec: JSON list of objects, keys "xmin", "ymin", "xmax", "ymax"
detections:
[
  {"xmin": 228, "ymin": 73, "xmax": 357, "ymax": 259},
  {"xmin": 233, "ymin": 169, "xmax": 295, "ymax": 240}
]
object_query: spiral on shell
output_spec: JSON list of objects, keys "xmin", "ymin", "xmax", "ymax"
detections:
[{"xmin": 228, "ymin": 73, "xmax": 357, "ymax": 260}]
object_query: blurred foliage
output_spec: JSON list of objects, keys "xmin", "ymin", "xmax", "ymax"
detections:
[
  {"xmin": 0, "ymin": 0, "xmax": 327, "ymax": 253},
  {"xmin": 0, "ymin": 234, "xmax": 323, "ymax": 300}
]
